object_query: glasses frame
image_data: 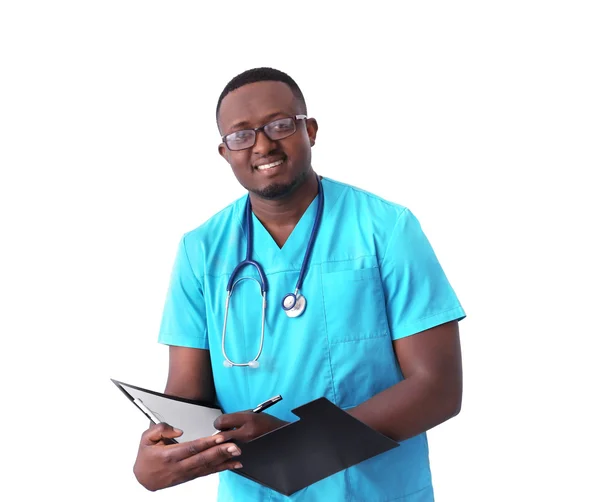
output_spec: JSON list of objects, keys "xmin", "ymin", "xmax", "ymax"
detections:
[{"xmin": 222, "ymin": 115, "xmax": 308, "ymax": 151}]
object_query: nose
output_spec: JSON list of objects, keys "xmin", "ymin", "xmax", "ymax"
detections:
[{"xmin": 252, "ymin": 129, "xmax": 278, "ymax": 155}]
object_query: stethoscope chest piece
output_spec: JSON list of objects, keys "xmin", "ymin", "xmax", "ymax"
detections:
[{"xmin": 282, "ymin": 292, "xmax": 306, "ymax": 318}]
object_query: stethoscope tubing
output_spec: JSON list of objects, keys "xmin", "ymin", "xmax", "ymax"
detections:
[
  {"xmin": 221, "ymin": 175, "xmax": 323, "ymax": 367},
  {"xmin": 294, "ymin": 179, "xmax": 324, "ymax": 292},
  {"xmin": 221, "ymin": 277, "xmax": 267, "ymax": 367}
]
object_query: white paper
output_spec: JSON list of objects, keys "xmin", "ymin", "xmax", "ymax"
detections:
[{"xmin": 119, "ymin": 382, "xmax": 222, "ymax": 442}]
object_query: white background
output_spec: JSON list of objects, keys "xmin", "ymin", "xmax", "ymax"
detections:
[{"xmin": 1, "ymin": 1, "xmax": 598, "ymax": 501}]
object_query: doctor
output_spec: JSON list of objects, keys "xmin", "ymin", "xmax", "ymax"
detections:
[{"xmin": 133, "ymin": 67, "xmax": 466, "ymax": 501}]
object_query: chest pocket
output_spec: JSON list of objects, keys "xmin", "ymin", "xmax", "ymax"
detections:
[{"xmin": 321, "ymin": 260, "xmax": 390, "ymax": 344}]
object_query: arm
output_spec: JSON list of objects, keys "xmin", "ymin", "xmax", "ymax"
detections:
[
  {"xmin": 158, "ymin": 234, "xmax": 214, "ymax": 401},
  {"xmin": 164, "ymin": 346, "xmax": 215, "ymax": 403},
  {"xmin": 134, "ymin": 325, "xmax": 240, "ymax": 493},
  {"xmin": 216, "ymin": 322, "xmax": 461, "ymax": 444},
  {"xmin": 348, "ymin": 320, "xmax": 462, "ymax": 441},
  {"xmin": 348, "ymin": 207, "xmax": 465, "ymax": 440},
  {"xmin": 133, "ymin": 235, "xmax": 241, "ymax": 492},
  {"xmin": 134, "ymin": 341, "xmax": 240, "ymax": 492}
]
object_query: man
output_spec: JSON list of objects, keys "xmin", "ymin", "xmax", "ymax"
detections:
[{"xmin": 133, "ymin": 67, "xmax": 466, "ymax": 501}]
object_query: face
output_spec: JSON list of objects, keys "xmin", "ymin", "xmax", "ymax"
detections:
[{"xmin": 218, "ymin": 81, "xmax": 318, "ymax": 200}]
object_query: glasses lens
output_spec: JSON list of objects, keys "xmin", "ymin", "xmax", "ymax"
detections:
[
  {"xmin": 225, "ymin": 130, "xmax": 255, "ymax": 151},
  {"xmin": 265, "ymin": 118, "xmax": 296, "ymax": 141}
]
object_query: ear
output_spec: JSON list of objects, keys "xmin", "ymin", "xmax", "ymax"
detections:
[
  {"xmin": 306, "ymin": 118, "xmax": 318, "ymax": 147},
  {"xmin": 218, "ymin": 143, "xmax": 228, "ymax": 160}
]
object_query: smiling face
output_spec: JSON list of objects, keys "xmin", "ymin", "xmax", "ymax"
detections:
[{"xmin": 217, "ymin": 81, "xmax": 318, "ymax": 200}]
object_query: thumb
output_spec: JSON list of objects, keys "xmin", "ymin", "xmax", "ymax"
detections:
[
  {"xmin": 143, "ymin": 423, "xmax": 183, "ymax": 445},
  {"xmin": 214, "ymin": 412, "xmax": 249, "ymax": 431}
]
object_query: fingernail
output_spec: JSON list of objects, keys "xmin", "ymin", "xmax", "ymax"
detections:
[
  {"xmin": 234, "ymin": 463, "xmax": 243, "ymax": 469},
  {"xmin": 173, "ymin": 428, "xmax": 183, "ymax": 434},
  {"xmin": 227, "ymin": 446, "xmax": 241, "ymax": 456},
  {"xmin": 214, "ymin": 436, "xmax": 224, "ymax": 444}
]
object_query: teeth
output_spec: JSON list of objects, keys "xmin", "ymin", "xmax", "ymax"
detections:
[{"xmin": 256, "ymin": 159, "xmax": 284, "ymax": 170}]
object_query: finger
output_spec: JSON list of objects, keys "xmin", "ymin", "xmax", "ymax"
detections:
[
  {"xmin": 178, "ymin": 442, "xmax": 242, "ymax": 473},
  {"xmin": 192, "ymin": 459, "xmax": 243, "ymax": 478},
  {"xmin": 169, "ymin": 457, "xmax": 243, "ymax": 488},
  {"xmin": 141, "ymin": 423, "xmax": 183, "ymax": 446},
  {"xmin": 164, "ymin": 434, "xmax": 231, "ymax": 462},
  {"xmin": 214, "ymin": 411, "xmax": 251, "ymax": 431},
  {"xmin": 218, "ymin": 427, "xmax": 250, "ymax": 443}
]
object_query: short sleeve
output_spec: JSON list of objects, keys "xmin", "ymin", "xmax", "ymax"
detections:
[
  {"xmin": 381, "ymin": 208, "xmax": 466, "ymax": 340},
  {"xmin": 158, "ymin": 234, "xmax": 209, "ymax": 349}
]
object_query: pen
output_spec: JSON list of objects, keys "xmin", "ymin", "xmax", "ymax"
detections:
[
  {"xmin": 212, "ymin": 395, "xmax": 283, "ymax": 435},
  {"xmin": 252, "ymin": 395, "xmax": 282, "ymax": 413}
]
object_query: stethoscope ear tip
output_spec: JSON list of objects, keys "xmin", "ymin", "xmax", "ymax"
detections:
[{"xmin": 223, "ymin": 360, "xmax": 260, "ymax": 368}]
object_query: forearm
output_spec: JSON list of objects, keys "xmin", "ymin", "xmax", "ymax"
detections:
[
  {"xmin": 347, "ymin": 376, "xmax": 462, "ymax": 442},
  {"xmin": 164, "ymin": 378, "xmax": 214, "ymax": 403}
]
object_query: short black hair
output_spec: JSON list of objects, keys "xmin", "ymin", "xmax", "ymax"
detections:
[{"xmin": 216, "ymin": 67, "xmax": 307, "ymax": 123}]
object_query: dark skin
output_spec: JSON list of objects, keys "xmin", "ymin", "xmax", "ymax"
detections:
[
  {"xmin": 133, "ymin": 423, "xmax": 243, "ymax": 492},
  {"xmin": 133, "ymin": 80, "xmax": 462, "ymax": 491},
  {"xmin": 132, "ymin": 349, "xmax": 245, "ymax": 492},
  {"xmin": 217, "ymin": 81, "xmax": 320, "ymax": 248}
]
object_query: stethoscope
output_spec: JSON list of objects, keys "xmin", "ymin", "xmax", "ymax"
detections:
[{"xmin": 221, "ymin": 176, "xmax": 324, "ymax": 368}]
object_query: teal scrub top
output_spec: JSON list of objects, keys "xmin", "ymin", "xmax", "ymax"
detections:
[{"xmin": 158, "ymin": 177, "xmax": 466, "ymax": 502}]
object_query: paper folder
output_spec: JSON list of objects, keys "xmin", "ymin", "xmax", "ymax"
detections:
[{"xmin": 112, "ymin": 379, "xmax": 398, "ymax": 496}]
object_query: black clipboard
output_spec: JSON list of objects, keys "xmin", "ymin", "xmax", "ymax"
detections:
[{"xmin": 233, "ymin": 397, "xmax": 399, "ymax": 496}]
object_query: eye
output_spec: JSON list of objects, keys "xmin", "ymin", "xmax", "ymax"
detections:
[
  {"xmin": 228, "ymin": 130, "xmax": 253, "ymax": 143},
  {"xmin": 269, "ymin": 119, "xmax": 294, "ymax": 132}
]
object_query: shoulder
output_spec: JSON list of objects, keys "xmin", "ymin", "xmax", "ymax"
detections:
[
  {"xmin": 320, "ymin": 177, "xmax": 436, "ymax": 267},
  {"xmin": 179, "ymin": 195, "xmax": 246, "ymax": 255},
  {"xmin": 322, "ymin": 177, "xmax": 409, "ymax": 226}
]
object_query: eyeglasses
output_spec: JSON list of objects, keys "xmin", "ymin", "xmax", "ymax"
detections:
[{"xmin": 222, "ymin": 115, "xmax": 307, "ymax": 151}]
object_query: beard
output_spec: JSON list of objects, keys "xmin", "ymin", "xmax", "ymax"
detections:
[{"xmin": 251, "ymin": 169, "xmax": 309, "ymax": 200}]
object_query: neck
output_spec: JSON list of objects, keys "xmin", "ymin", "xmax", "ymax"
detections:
[
  {"xmin": 249, "ymin": 173, "xmax": 319, "ymax": 247},
  {"xmin": 250, "ymin": 173, "xmax": 319, "ymax": 227}
]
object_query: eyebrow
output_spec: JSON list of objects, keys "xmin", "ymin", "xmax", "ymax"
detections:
[{"xmin": 226, "ymin": 112, "xmax": 290, "ymax": 133}]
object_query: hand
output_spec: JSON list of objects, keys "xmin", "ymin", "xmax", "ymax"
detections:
[
  {"xmin": 214, "ymin": 412, "xmax": 288, "ymax": 443},
  {"xmin": 133, "ymin": 422, "xmax": 242, "ymax": 492}
]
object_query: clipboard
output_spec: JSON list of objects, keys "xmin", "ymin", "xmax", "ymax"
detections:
[{"xmin": 112, "ymin": 379, "xmax": 398, "ymax": 495}]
